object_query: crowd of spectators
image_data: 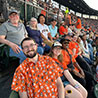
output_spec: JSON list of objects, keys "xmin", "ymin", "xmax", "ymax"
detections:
[{"xmin": 0, "ymin": 0, "xmax": 98, "ymax": 98}]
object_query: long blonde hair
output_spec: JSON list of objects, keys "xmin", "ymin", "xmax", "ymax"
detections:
[{"xmin": 48, "ymin": 47, "xmax": 63, "ymax": 63}]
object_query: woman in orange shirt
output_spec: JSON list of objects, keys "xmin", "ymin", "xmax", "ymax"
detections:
[
  {"xmin": 49, "ymin": 41, "xmax": 87, "ymax": 98},
  {"xmin": 69, "ymin": 35, "xmax": 92, "ymax": 73},
  {"xmin": 61, "ymin": 37, "xmax": 97, "ymax": 96},
  {"xmin": 60, "ymin": 38, "xmax": 86, "ymax": 87}
]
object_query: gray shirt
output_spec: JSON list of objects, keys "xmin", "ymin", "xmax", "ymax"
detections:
[{"xmin": 0, "ymin": 21, "xmax": 27, "ymax": 45}]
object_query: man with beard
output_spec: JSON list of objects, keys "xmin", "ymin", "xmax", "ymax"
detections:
[
  {"xmin": 0, "ymin": 9, "xmax": 27, "ymax": 64},
  {"xmin": 11, "ymin": 37, "xmax": 64, "ymax": 98}
]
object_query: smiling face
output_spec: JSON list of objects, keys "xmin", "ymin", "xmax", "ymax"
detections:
[
  {"xmin": 52, "ymin": 46, "xmax": 61, "ymax": 57},
  {"xmin": 30, "ymin": 18, "xmax": 37, "ymax": 27},
  {"xmin": 77, "ymin": 37, "xmax": 81, "ymax": 43},
  {"xmin": 72, "ymin": 36, "xmax": 77, "ymax": 42},
  {"xmin": 9, "ymin": 13, "xmax": 19, "ymax": 24},
  {"xmin": 39, "ymin": 16, "xmax": 45, "ymax": 24},
  {"xmin": 82, "ymin": 34, "xmax": 87, "ymax": 41},
  {"xmin": 22, "ymin": 40, "xmax": 37, "ymax": 58}
]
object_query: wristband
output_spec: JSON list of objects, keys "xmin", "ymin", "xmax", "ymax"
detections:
[{"xmin": 74, "ymin": 84, "xmax": 80, "ymax": 88}]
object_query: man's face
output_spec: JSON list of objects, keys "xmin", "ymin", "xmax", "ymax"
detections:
[
  {"xmin": 9, "ymin": 13, "xmax": 19, "ymax": 24},
  {"xmin": 22, "ymin": 40, "xmax": 37, "ymax": 58}
]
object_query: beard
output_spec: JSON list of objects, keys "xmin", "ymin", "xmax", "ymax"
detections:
[{"xmin": 25, "ymin": 50, "xmax": 37, "ymax": 58}]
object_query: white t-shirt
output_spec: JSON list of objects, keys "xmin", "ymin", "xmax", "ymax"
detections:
[{"xmin": 37, "ymin": 23, "xmax": 50, "ymax": 39}]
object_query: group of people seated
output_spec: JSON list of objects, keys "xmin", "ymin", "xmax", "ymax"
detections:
[{"xmin": 0, "ymin": 9, "xmax": 98, "ymax": 98}]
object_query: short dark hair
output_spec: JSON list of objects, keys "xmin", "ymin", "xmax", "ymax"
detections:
[
  {"xmin": 38, "ymin": 14, "xmax": 46, "ymax": 23},
  {"xmin": 21, "ymin": 37, "xmax": 36, "ymax": 49},
  {"xmin": 60, "ymin": 38, "xmax": 70, "ymax": 44},
  {"xmin": 51, "ymin": 18, "xmax": 57, "ymax": 22}
]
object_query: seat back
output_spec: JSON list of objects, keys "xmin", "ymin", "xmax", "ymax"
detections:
[
  {"xmin": 9, "ymin": 91, "xmax": 19, "ymax": 98},
  {"xmin": 0, "ymin": 44, "xmax": 19, "ymax": 72},
  {"xmin": 94, "ymin": 84, "xmax": 98, "ymax": 98}
]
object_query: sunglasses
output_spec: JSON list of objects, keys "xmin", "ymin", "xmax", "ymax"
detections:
[{"xmin": 63, "ymin": 41, "xmax": 69, "ymax": 44}]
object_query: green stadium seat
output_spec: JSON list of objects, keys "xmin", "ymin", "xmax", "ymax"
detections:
[
  {"xmin": 94, "ymin": 84, "xmax": 98, "ymax": 98},
  {"xmin": 9, "ymin": 91, "xmax": 20, "ymax": 98},
  {"xmin": 0, "ymin": 44, "xmax": 19, "ymax": 72}
]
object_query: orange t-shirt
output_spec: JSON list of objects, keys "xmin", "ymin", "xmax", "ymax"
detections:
[
  {"xmin": 59, "ymin": 26, "xmax": 68, "ymax": 35},
  {"xmin": 69, "ymin": 41, "xmax": 80, "ymax": 58},
  {"xmin": 61, "ymin": 49, "xmax": 79, "ymax": 72},
  {"xmin": 67, "ymin": 15, "xmax": 71, "ymax": 25},
  {"xmin": 11, "ymin": 55, "xmax": 62, "ymax": 98},
  {"xmin": 76, "ymin": 18, "xmax": 82, "ymax": 29}
]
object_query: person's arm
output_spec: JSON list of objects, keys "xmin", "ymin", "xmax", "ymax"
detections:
[
  {"xmin": 25, "ymin": 33, "xmax": 28, "ymax": 37},
  {"xmin": 72, "ymin": 48, "xmax": 76, "ymax": 56},
  {"xmin": 48, "ymin": 32, "xmax": 53, "ymax": 42},
  {"xmin": 0, "ymin": 35, "xmax": 21, "ymax": 53},
  {"xmin": 73, "ymin": 62, "xmax": 85, "ymax": 78},
  {"xmin": 62, "ymin": 32, "xmax": 67, "ymax": 35},
  {"xmin": 40, "ymin": 33, "xmax": 49, "ymax": 41},
  {"xmin": 52, "ymin": 33, "xmax": 59, "ymax": 40},
  {"xmin": 63, "ymin": 70, "xmax": 76, "ymax": 86},
  {"xmin": 55, "ymin": 33, "xmax": 59, "ymax": 38},
  {"xmin": 19, "ymin": 91, "xmax": 28, "ymax": 98},
  {"xmin": 56, "ymin": 77, "xmax": 64, "ymax": 98}
]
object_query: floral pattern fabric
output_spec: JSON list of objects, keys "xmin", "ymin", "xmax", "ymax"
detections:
[{"xmin": 11, "ymin": 55, "xmax": 63, "ymax": 98}]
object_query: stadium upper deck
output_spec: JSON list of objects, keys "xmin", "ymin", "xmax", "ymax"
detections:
[
  {"xmin": 54, "ymin": 0, "xmax": 98, "ymax": 16},
  {"xmin": 0, "ymin": 0, "xmax": 98, "ymax": 20}
]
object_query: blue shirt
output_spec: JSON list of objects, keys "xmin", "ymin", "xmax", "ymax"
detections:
[
  {"xmin": 26, "ymin": 26, "xmax": 43, "ymax": 46},
  {"xmin": 48, "ymin": 25, "xmax": 58, "ymax": 37}
]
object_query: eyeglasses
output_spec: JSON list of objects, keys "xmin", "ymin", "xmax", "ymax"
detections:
[
  {"xmin": 23, "ymin": 43, "xmax": 36, "ymax": 50},
  {"xmin": 30, "ymin": 20, "xmax": 37, "ymax": 22},
  {"xmin": 54, "ymin": 47, "xmax": 61, "ymax": 50}
]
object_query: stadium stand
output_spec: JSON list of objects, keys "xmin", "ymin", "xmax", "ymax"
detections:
[{"xmin": 0, "ymin": 0, "xmax": 98, "ymax": 98}]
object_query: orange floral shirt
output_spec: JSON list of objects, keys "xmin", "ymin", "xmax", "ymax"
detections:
[{"xmin": 11, "ymin": 55, "xmax": 63, "ymax": 98}]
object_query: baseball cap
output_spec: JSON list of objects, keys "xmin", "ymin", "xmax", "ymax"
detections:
[
  {"xmin": 9, "ymin": 9, "xmax": 19, "ymax": 16},
  {"xmin": 52, "ymin": 41, "xmax": 62, "ymax": 47},
  {"xmin": 60, "ymin": 21, "xmax": 65, "ymax": 25}
]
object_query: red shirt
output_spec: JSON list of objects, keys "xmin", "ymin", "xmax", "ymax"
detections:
[
  {"xmin": 59, "ymin": 26, "xmax": 68, "ymax": 35},
  {"xmin": 76, "ymin": 18, "xmax": 82, "ymax": 29}
]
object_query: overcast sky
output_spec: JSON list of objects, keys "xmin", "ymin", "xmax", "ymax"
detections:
[{"xmin": 84, "ymin": 0, "xmax": 98, "ymax": 10}]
